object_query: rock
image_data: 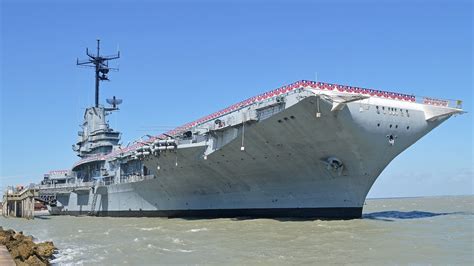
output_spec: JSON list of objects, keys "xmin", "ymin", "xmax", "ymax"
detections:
[
  {"xmin": 15, "ymin": 259, "xmax": 44, "ymax": 266},
  {"xmin": 25, "ymin": 254, "xmax": 47, "ymax": 266},
  {"xmin": 14, "ymin": 242, "xmax": 35, "ymax": 260},
  {"xmin": 0, "ymin": 227, "xmax": 56, "ymax": 265},
  {"xmin": 14, "ymin": 258, "xmax": 25, "ymax": 266},
  {"xmin": 0, "ymin": 228, "xmax": 15, "ymax": 238},
  {"xmin": 0, "ymin": 234, "xmax": 13, "ymax": 245},
  {"xmin": 14, "ymin": 232, "xmax": 25, "ymax": 240},
  {"xmin": 34, "ymin": 241, "xmax": 55, "ymax": 258},
  {"xmin": 1, "ymin": 234, "xmax": 14, "ymax": 246}
]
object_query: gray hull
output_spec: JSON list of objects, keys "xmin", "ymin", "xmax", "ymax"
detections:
[{"xmin": 52, "ymin": 95, "xmax": 449, "ymax": 219}]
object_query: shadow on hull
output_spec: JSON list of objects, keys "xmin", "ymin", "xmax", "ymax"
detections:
[{"xmin": 58, "ymin": 207, "xmax": 363, "ymax": 220}]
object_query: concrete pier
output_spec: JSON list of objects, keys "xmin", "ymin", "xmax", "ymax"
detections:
[
  {"xmin": 0, "ymin": 245, "xmax": 15, "ymax": 266},
  {"xmin": 2, "ymin": 188, "xmax": 38, "ymax": 219}
]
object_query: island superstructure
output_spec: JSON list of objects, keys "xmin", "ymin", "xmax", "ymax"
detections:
[{"xmin": 35, "ymin": 41, "xmax": 463, "ymax": 219}]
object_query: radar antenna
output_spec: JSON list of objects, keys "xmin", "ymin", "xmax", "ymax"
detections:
[
  {"xmin": 106, "ymin": 96, "xmax": 123, "ymax": 110},
  {"xmin": 76, "ymin": 39, "xmax": 120, "ymax": 108}
]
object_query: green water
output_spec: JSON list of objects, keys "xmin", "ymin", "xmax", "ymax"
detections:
[{"xmin": 1, "ymin": 196, "xmax": 473, "ymax": 265}]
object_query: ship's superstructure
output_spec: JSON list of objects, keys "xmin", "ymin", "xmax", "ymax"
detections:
[
  {"xmin": 73, "ymin": 106, "xmax": 121, "ymax": 158},
  {"xmin": 35, "ymin": 41, "xmax": 464, "ymax": 219}
]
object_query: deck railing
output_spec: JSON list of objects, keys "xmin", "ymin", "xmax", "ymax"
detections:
[
  {"xmin": 70, "ymin": 80, "xmax": 463, "ymax": 167},
  {"xmin": 35, "ymin": 175, "xmax": 156, "ymax": 191},
  {"xmin": 417, "ymin": 97, "xmax": 462, "ymax": 109},
  {"xmin": 118, "ymin": 174, "xmax": 155, "ymax": 184}
]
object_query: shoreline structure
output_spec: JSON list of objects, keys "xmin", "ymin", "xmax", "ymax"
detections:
[{"xmin": 0, "ymin": 227, "xmax": 56, "ymax": 265}]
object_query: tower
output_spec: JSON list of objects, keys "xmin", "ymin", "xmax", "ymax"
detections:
[
  {"xmin": 73, "ymin": 40, "xmax": 123, "ymax": 158},
  {"xmin": 76, "ymin": 39, "xmax": 120, "ymax": 107}
]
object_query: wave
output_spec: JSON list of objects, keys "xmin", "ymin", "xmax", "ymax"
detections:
[
  {"xmin": 139, "ymin": 226, "xmax": 162, "ymax": 231},
  {"xmin": 186, "ymin": 228, "xmax": 208, "ymax": 233}
]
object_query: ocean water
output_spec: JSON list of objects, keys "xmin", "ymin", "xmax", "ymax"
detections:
[{"xmin": 1, "ymin": 195, "xmax": 472, "ymax": 265}]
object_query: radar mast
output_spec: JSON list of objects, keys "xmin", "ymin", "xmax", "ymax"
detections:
[
  {"xmin": 73, "ymin": 40, "xmax": 122, "ymax": 158},
  {"xmin": 76, "ymin": 39, "xmax": 120, "ymax": 107}
]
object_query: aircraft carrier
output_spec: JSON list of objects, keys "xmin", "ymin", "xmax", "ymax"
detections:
[{"xmin": 35, "ymin": 40, "xmax": 464, "ymax": 219}]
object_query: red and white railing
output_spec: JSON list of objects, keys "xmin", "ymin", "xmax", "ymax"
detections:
[{"xmin": 72, "ymin": 80, "xmax": 461, "ymax": 167}]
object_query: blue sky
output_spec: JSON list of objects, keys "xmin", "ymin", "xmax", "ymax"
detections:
[{"xmin": 1, "ymin": 0, "xmax": 472, "ymax": 198}]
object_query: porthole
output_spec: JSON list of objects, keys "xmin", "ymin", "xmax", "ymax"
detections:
[
  {"xmin": 389, "ymin": 124, "xmax": 392, "ymax": 128},
  {"xmin": 290, "ymin": 115, "xmax": 295, "ymax": 119},
  {"xmin": 284, "ymin": 117, "xmax": 289, "ymax": 121},
  {"xmin": 407, "ymin": 126, "xmax": 410, "ymax": 130},
  {"xmin": 278, "ymin": 119, "xmax": 282, "ymax": 123},
  {"xmin": 382, "ymin": 107, "xmax": 385, "ymax": 110},
  {"xmin": 377, "ymin": 123, "xmax": 380, "ymax": 127},
  {"xmin": 395, "ymin": 125, "xmax": 398, "ymax": 129}
]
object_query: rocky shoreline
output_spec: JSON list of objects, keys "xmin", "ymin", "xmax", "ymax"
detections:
[{"xmin": 0, "ymin": 227, "xmax": 56, "ymax": 265}]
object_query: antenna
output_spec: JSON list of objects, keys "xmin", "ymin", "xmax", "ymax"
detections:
[
  {"xmin": 106, "ymin": 96, "xmax": 123, "ymax": 110},
  {"xmin": 77, "ymin": 39, "xmax": 120, "ymax": 108}
]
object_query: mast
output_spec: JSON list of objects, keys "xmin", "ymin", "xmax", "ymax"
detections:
[
  {"xmin": 73, "ymin": 40, "xmax": 122, "ymax": 158},
  {"xmin": 77, "ymin": 39, "xmax": 120, "ymax": 107}
]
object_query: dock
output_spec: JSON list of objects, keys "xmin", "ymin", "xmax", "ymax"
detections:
[
  {"xmin": 0, "ymin": 245, "xmax": 15, "ymax": 266},
  {"xmin": 2, "ymin": 187, "xmax": 38, "ymax": 219}
]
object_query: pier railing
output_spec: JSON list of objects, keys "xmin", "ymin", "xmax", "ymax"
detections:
[{"xmin": 36, "ymin": 181, "xmax": 95, "ymax": 190}]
